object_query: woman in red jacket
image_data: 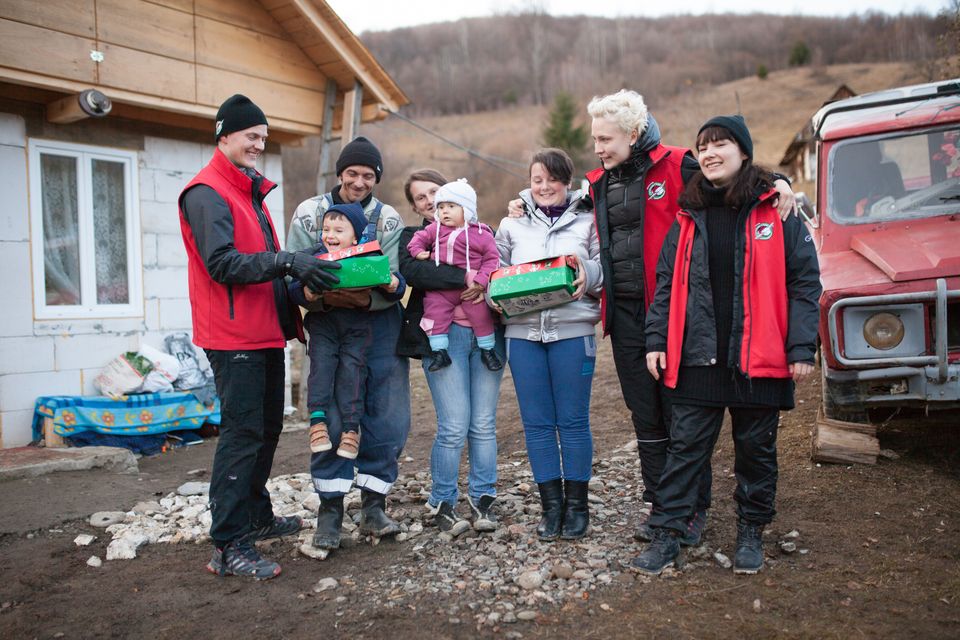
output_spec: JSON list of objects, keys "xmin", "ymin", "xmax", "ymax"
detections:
[{"xmin": 633, "ymin": 115, "xmax": 821, "ymax": 576}]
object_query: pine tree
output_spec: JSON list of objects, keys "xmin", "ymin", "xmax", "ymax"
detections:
[{"xmin": 542, "ymin": 91, "xmax": 588, "ymax": 169}]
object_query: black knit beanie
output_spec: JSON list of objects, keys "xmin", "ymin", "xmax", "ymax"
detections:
[
  {"xmin": 336, "ymin": 136, "xmax": 383, "ymax": 183},
  {"xmin": 698, "ymin": 115, "xmax": 753, "ymax": 161},
  {"xmin": 215, "ymin": 94, "xmax": 268, "ymax": 142}
]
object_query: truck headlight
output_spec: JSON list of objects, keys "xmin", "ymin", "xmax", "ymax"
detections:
[{"xmin": 863, "ymin": 312, "xmax": 904, "ymax": 350}]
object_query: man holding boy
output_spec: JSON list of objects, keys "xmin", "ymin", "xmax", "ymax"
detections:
[{"xmin": 287, "ymin": 136, "xmax": 411, "ymax": 549}]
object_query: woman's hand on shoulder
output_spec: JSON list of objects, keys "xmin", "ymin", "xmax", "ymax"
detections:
[
  {"xmin": 773, "ymin": 179, "xmax": 798, "ymax": 221},
  {"xmin": 506, "ymin": 198, "xmax": 524, "ymax": 218}
]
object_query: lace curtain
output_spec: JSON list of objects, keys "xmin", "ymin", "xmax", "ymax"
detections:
[
  {"xmin": 92, "ymin": 159, "xmax": 128, "ymax": 304},
  {"xmin": 40, "ymin": 154, "xmax": 80, "ymax": 305}
]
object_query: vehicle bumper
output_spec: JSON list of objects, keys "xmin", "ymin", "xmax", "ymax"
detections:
[{"xmin": 824, "ymin": 363, "xmax": 960, "ymax": 410}]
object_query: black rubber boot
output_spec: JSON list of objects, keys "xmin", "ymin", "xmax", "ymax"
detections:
[
  {"xmin": 630, "ymin": 527, "xmax": 681, "ymax": 575},
  {"xmin": 536, "ymin": 479, "xmax": 564, "ymax": 541},
  {"xmin": 733, "ymin": 520, "xmax": 765, "ymax": 574},
  {"xmin": 428, "ymin": 349, "xmax": 452, "ymax": 372},
  {"xmin": 312, "ymin": 496, "xmax": 344, "ymax": 550},
  {"xmin": 479, "ymin": 348, "xmax": 503, "ymax": 371},
  {"xmin": 358, "ymin": 489, "xmax": 401, "ymax": 537},
  {"xmin": 560, "ymin": 480, "xmax": 589, "ymax": 540}
]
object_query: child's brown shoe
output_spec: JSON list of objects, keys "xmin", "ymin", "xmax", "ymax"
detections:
[
  {"xmin": 309, "ymin": 422, "xmax": 332, "ymax": 453},
  {"xmin": 337, "ymin": 430, "xmax": 360, "ymax": 459}
]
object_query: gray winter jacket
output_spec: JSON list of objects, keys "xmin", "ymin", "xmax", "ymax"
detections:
[{"xmin": 494, "ymin": 189, "xmax": 602, "ymax": 342}]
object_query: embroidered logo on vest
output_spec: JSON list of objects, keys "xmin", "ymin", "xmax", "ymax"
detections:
[
  {"xmin": 755, "ymin": 222, "xmax": 774, "ymax": 240},
  {"xmin": 647, "ymin": 181, "xmax": 666, "ymax": 201}
]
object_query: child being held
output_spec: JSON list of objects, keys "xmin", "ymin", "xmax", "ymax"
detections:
[
  {"xmin": 406, "ymin": 178, "xmax": 502, "ymax": 372},
  {"xmin": 289, "ymin": 202, "xmax": 405, "ymax": 457}
]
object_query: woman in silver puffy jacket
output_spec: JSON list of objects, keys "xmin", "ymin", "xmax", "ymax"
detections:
[{"xmin": 494, "ymin": 148, "xmax": 603, "ymax": 541}]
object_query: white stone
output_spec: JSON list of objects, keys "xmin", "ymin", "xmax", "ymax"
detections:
[
  {"xmin": 779, "ymin": 541, "xmax": 797, "ymax": 554},
  {"xmin": 313, "ymin": 577, "xmax": 339, "ymax": 592},
  {"xmin": 517, "ymin": 571, "xmax": 543, "ymax": 590},
  {"xmin": 299, "ymin": 543, "xmax": 330, "ymax": 560},
  {"xmin": 90, "ymin": 511, "xmax": 127, "ymax": 528},
  {"xmin": 86, "ymin": 556, "xmax": 102, "ymax": 568},
  {"xmin": 74, "ymin": 534, "xmax": 96, "ymax": 546},
  {"xmin": 713, "ymin": 551, "xmax": 732, "ymax": 569},
  {"xmin": 177, "ymin": 482, "xmax": 209, "ymax": 496}
]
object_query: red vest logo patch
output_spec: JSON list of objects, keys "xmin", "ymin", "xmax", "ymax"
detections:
[
  {"xmin": 647, "ymin": 181, "xmax": 666, "ymax": 200},
  {"xmin": 755, "ymin": 222, "xmax": 774, "ymax": 240}
]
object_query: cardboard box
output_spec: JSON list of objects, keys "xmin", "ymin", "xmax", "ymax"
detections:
[
  {"xmin": 488, "ymin": 255, "xmax": 577, "ymax": 318},
  {"xmin": 316, "ymin": 241, "xmax": 391, "ymax": 289}
]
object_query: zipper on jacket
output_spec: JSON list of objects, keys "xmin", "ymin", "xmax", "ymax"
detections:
[
  {"xmin": 227, "ymin": 284, "xmax": 235, "ymax": 320},
  {"xmin": 741, "ymin": 208, "xmax": 757, "ymax": 378}
]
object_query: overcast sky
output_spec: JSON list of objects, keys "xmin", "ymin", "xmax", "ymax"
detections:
[{"xmin": 328, "ymin": 0, "xmax": 946, "ymax": 34}]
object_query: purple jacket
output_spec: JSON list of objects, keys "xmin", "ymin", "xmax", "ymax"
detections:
[{"xmin": 407, "ymin": 221, "xmax": 500, "ymax": 287}]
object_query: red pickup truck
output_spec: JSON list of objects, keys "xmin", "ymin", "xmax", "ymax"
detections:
[{"xmin": 812, "ymin": 79, "xmax": 960, "ymax": 443}]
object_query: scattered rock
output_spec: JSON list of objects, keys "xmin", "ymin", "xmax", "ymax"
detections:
[
  {"xmin": 313, "ymin": 577, "xmax": 339, "ymax": 592},
  {"xmin": 176, "ymin": 482, "xmax": 209, "ymax": 496},
  {"xmin": 131, "ymin": 501, "xmax": 162, "ymax": 515},
  {"xmin": 879, "ymin": 449, "xmax": 900, "ymax": 460},
  {"xmin": 752, "ymin": 598, "xmax": 762, "ymax": 612},
  {"xmin": 186, "ymin": 468, "xmax": 207, "ymax": 476},
  {"xmin": 86, "ymin": 556, "xmax": 102, "ymax": 568},
  {"xmin": 74, "ymin": 534, "xmax": 96, "ymax": 546},
  {"xmin": 779, "ymin": 541, "xmax": 797, "ymax": 554},
  {"xmin": 714, "ymin": 551, "xmax": 732, "ymax": 569},
  {"xmin": 552, "ymin": 561, "xmax": 574, "ymax": 580},
  {"xmin": 517, "ymin": 610, "xmax": 538, "ymax": 621},
  {"xmin": 299, "ymin": 543, "xmax": 330, "ymax": 561},
  {"xmin": 89, "ymin": 512, "xmax": 126, "ymax": 528},
  {"xmin": 517, "ymin": 571, "xmax": 543, "ymax": 590},
  {"xmin": 783, "ymin": 529, "xmax": 801, "ymax": 539}
]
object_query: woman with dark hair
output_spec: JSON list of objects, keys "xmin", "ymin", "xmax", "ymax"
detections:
[
  {"xmin": 632, "ymin": 115, "xmax": 821, "ymax": 576},
  {"xmin": 495, "ymin": 148, "xmax": 602, "ymax": 540},
  {"xmin": 398, "ymin": 169, "xmax": 506, "ymax": 534}
]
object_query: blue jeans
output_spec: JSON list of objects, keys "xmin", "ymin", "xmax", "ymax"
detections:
[
  {"xmin": 507, "ymin": 335, "xmax": 596, "ymax": 483},
  {"xmin": 423, "ymin": 323, "xmax": 505, "ymax": 506}
]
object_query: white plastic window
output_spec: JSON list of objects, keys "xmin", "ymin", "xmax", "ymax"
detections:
[{"xmin": 28, "ymin": 139, "xmax": 142, "ymax": 318}]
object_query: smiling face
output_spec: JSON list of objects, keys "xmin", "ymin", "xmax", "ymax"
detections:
[
  {"xmin": 339, "ymin": 165, "xmax": 377, "ymax": 203},
  {"xmin": 529, "ymin": 162, "xmax": 569, "ymax": 208},
  {"xmin": 436, "ymin": 201, "xmax": 465, "ymax": 228},
  {"xmin": 321, "ymin": 212, "xmax": 358, "ymax": 250},
  {"xmin": 408, "ymin": 179, "xmax": 442, "ymax": 220},
  {"xmin": 697, "ymin": 136, "xmax": 748, "ymax": 188},
  {"xmin": 219, "ymin": 124, "xmax": 267, "ymax": 170},
  {"xmin": 591, "ymin": 117, "xmax": 638, "ymax": 170}
]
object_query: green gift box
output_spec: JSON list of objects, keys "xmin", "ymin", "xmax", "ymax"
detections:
[
  {"xmin": 316, "ymin": 241, "xmax": 392, "ymax": 289},
  {"xmin": 488, "ymin": 255, "xmax": 577, "ymax": 318}
]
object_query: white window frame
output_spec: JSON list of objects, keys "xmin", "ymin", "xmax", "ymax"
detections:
[{"xmin": 28, "ymin": 139, "xmax": 142, "ymax": 319}]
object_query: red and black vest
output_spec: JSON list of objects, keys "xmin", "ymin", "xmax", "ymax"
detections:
[{"xmin": 179, "ymin": 149, "xmax": 289, "ymax": 350}]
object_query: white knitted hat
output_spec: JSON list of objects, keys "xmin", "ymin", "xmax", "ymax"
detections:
[{"xmin": 434, "ymin": 178, "xmax": 477, "ymax": 224}]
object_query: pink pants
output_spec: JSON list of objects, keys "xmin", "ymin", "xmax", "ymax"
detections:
[{"xmin": 420, "ymin": 288, "xmax": 496, "ymax": 338}]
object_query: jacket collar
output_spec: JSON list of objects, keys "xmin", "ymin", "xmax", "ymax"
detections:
[
  {"xmin": 585, "ymin": 143, "xmax": 671, "ymax": 185},
  {"xmin": 209, "ymin": 148, "xmax": 276, "ymax": 197}
]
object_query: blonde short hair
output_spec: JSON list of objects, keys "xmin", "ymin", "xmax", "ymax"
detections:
[{"xmin": 586, "ymin": 89, "xmax": 649, "ymax": 135}]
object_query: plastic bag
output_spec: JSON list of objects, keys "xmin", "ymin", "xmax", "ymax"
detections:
[
  {"xmin": 165, "ymin": 333, "xmax": 209, "ymax": 390},
  {"xmin": 95, "ymin": 352, "xmax": 153, "ymax": 399},
  {"xmin": 138, "ymin": 344, "xmax": 181, "ymax": 393}
]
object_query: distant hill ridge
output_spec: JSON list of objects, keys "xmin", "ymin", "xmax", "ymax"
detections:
[{"xmin": 359, "ymin": 12, "xmax": 944, "ymax": 116}]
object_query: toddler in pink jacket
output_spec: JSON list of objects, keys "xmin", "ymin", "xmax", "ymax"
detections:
[{"xmin": 407, "ymin": 179, "xmax": 503, "ymax": 372}]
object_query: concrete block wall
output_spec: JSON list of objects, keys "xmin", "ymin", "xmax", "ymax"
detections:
[{"xmin": 0, "ymin": 120, "xmax": 289, "ymax": 448}]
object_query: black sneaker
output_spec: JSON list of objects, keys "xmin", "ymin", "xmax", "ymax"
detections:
[
  {"xmin": 733, "ymin": 521, "xmax": 764, "ymax": 574},
  {"xmin": 428, "ymin": 349, "xmax": 452, "ymax": 372},
  {"xmin": 246, "ymin": 515, "xmax": 304, "ymax": 542},
  {"xmin": 679, "ymin": 510, "xmax": 707, "ymax": 547},
  {"xmin": 479, "ymin": 348, "xmax": 503, "ymax": 371},
  {"xmin": 630, "ymin": 527, "xmax": 680, "ymax": 576},
  {"xmin": 206, "ymin": 541, "xmax": 281, "ymax": 580},
  {"xmin": 430, "ymin": 501, "xmax": 469, "ymax": 536},
  {"xmin": 467, "ymin": 495, "xmax": 498, "ymax": 532},
  {"xmin": 633, "ymin": 517, "xmax": 654, "ymax": 542}
]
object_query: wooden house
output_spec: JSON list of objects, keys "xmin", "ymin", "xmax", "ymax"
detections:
[
  {"xmin": 0, "ymin": 0, "xmax": 408, "ymax": 447},
  {"xmin": 778, "ymin": 84, "xmax": 856, "ymax": 184}
]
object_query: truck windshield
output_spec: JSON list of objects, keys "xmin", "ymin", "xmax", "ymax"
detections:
[{"xmin": 828, "ymin": 126, "xmax": 960, "ymax": 223}]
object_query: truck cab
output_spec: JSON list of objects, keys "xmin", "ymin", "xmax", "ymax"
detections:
[{"xmin": 813, "ymin": 79, "xmax": 960, "ymax": 422}]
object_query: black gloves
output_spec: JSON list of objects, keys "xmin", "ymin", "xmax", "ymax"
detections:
[{"xmin": 276, "ymin": 250, "xmax": 341, "ymax": 292}]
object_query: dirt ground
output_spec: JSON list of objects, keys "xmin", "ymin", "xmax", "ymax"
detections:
[{"xmin": 1, "ymin": 339, "xmax": 958, "ymax": 639}]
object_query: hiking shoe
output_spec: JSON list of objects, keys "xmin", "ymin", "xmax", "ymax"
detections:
[
  {"xmin": 733, "ymin": 521, "xmax": 765, "ymax": 574},
  {"xmin": 430, "ymin": 501, "xmax": 470, "ymax": 536},
  {"xmin": 312, "ymin": 496, "xmax": 344, "ymax": 550},
  {"xmin": 309, "ymin": 422, "xmax": 332, "ymax": 453},
  {"xmin": 206, "ymin": 541, "xmax": 281, "ymax": 580},
  {"xmin": 246, "ymin": 515, "xmax": 304, "ymax": 542},
  {"xmin": 428, "ymin": 349, "xmax": 452, "ymax": 372},
  {"xmin": 633, "ymin": 516, "xmax": 654, "ymax": 543},
  {"xmin": 630, "ymin": 527, "xmax": 680, "ymax": 576},
  {"xmin": 358, "ymin": 490, "xmax": 401, "ymax": 537},
  {"xmin": 479, "ymin": 348, "xmax": 503, "ymax": 371},
  {"xmin": 337, "ymin": 430, "xmax": 360, "ymax": 459},
  {"xmin": 679, "ymin": 510, "xmax": 708, "ymax": 547},
  {"xmin": 467, "ymin": 495, "xmax": 498, "ymax": 532}
]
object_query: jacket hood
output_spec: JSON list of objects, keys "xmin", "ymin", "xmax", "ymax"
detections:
[{"xmin": 850, "ymin": 216, "xmax": 960, "ymax": 282}]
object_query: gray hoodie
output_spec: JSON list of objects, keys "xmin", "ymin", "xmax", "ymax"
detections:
[{"xmin": 494, "ymin": 188, "xmax": 602, "ymax": 342}]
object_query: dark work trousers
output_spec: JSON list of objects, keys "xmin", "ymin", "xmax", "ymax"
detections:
[
  {"xmin": 205, "ymin": 348, "xmax": 285, "ymax": 547},
  {"xmin": 649, "ymin": 403, "xmax": 780, "ymax": 533},
  {"xmin": 305, "ymin": 308, "xmax": 374, "ymax": 432},
  {"xmin": 609, "ymin": 297, "xmax": 712, "ymax": 510},
  {"xmin": 309, "ymin": 306, "xmax": 410, "ymax": 499}
]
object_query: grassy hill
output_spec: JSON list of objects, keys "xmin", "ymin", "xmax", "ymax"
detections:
[{"xmin": 283, "ymin": 61, "xmax": 927, "ymax": 226}]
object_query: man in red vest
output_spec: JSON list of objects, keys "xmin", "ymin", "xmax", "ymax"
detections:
[{"xmin": 179, "ymin": 94, "xmax": 340, "ymax": 579}]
